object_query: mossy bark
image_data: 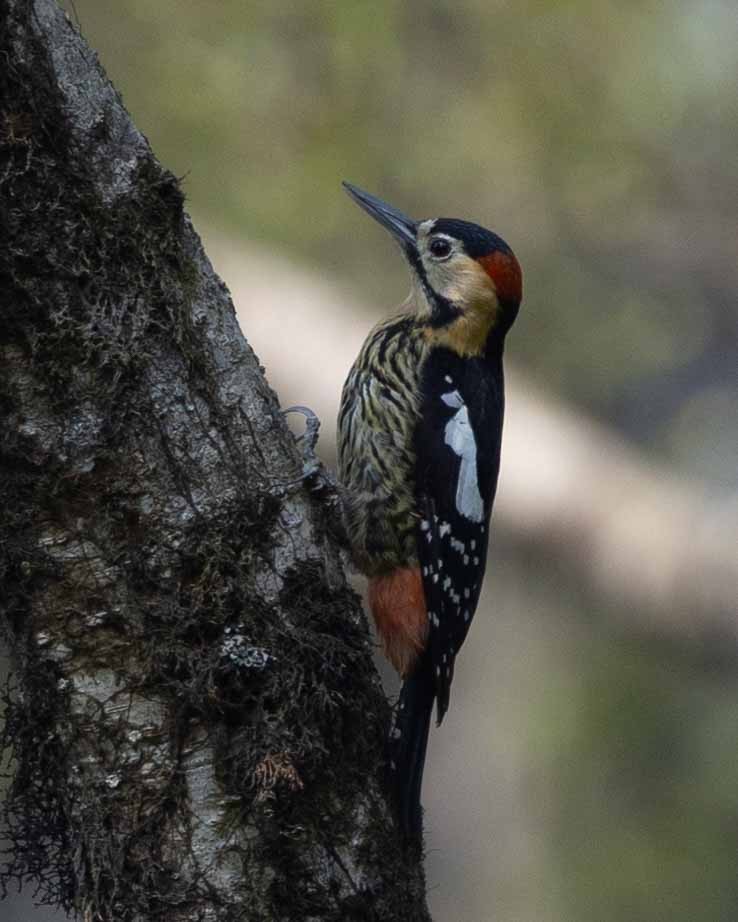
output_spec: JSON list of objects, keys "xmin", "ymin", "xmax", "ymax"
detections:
[{"xmin": 0, "ymin": 1, "xmax": 431, "ymax": 919}]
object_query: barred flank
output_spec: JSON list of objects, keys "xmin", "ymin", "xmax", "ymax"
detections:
[{"xmin": 338, "ymin": 314, "xmax": 428, "ymax": 576}]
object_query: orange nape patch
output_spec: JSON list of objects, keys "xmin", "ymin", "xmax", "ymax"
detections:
[
  {"xmin": 478, "ymin": 250, "xmax": 522, "ymax": 305},
  {"xmin": 368, "ymin": 567, "xmax": 428, "ymax": 678}
]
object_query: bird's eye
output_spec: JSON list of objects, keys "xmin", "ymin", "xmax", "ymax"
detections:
[{"xmin": 429, "ymin": 237, "xmax": 452, "ymax": 260}]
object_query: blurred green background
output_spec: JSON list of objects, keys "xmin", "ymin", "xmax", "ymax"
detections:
[
  {"xmin": 57, "ymin": 0, "xmax": 738, "ymax": 485},
  {"xmin": 4, "ymin": 1, "xmax": 738, "ymax": 919}
]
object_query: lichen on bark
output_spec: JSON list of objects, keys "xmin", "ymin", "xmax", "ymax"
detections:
[{"xmin": 0, "ymin": 1, "xmax": 431, "ymax": 919}]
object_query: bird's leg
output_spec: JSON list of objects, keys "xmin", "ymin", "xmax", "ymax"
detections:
[
  {"xmin": 284, "ymin": 404, "xmax": 323, "ymax": 480},
  {"xmin": 282, "ymin": 405, "xmax": 348, "ymax": 549}
]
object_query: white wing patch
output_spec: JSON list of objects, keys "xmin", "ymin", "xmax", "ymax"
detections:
[{"xmin": 441, "ymin": 390, "xmax": 484, "ymax": 522}]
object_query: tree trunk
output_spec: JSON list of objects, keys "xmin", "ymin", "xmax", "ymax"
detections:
[{"xmin": 0, "ymin": 1, "xmax": 430, "ymax": 919}]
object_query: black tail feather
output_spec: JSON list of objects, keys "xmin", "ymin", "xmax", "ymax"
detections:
[{"xmin": 388, "ymin": 660, "xmax": 435, "ymax": 843}]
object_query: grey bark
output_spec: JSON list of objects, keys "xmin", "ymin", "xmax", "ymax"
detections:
[{"xmin": 0, "ymin": 2, "xmax": 430, "ymax": 919}]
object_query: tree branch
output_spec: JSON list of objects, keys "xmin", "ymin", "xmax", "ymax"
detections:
[{"xmin": 0, "ymin": 2, "xmax": 430, "ymax": 919}]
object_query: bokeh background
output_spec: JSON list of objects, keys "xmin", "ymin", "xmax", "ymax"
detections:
[{"xmin": 3, "ymin": 1, "xmax": 738, "ymax": 919}]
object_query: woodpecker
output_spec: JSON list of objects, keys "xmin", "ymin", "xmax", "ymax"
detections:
[{"xmin": 337, "ymin": 182, "xmax": 522, "ymax": 841}]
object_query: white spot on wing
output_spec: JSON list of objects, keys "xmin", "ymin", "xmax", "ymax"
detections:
[{"xmin": 441, "ymin": 390, "xmax": 484, "ymax": 522}]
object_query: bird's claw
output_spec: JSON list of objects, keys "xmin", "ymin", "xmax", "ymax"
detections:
[
  {"xmin": 282, "ymin": 405, "xmax": 348, "ymax": 548},
  {"xmin": 284, "ymin": 405, "xmax": 321, "ymax": 455},
  {"xmin": 283, "ymin": 405, "xmax": 332, "ymax": 491}
]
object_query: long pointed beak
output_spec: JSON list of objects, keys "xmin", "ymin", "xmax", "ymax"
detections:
[{"xmin": 342, "ymin": 182, "xmax": 417, "ymax": 249}]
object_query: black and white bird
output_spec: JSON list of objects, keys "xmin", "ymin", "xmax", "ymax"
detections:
[{"xmin": 337, "ymin": 182, "xmax": 522, "ymax": 841}]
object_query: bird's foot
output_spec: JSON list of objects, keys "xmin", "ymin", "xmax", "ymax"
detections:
[
  {"xmin": 283, "ymin": 404, "xmax": 325, "ymax": 483},
  {"xmin": 282, "ymin": 406, "xmax": 348, "ymax": 548}
]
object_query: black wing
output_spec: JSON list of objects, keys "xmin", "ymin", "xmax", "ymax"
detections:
[{"xmin": 414, "ymin": 349, "xmax": 504, "ymax": 723}]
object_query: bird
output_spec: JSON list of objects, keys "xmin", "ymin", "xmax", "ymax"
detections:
[{"xmin": 337, "ymin": 182, "xmax": 522, "ymax": 842}]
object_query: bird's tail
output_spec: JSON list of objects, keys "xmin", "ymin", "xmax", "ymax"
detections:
[{"xmin": 388, "ymin": 659, "xmax": 435, "ymax": 843}]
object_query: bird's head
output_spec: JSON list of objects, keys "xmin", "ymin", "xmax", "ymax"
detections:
[{"xmin": 343, "ymin": 182, "xmax": 522, "ymax": 357}]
